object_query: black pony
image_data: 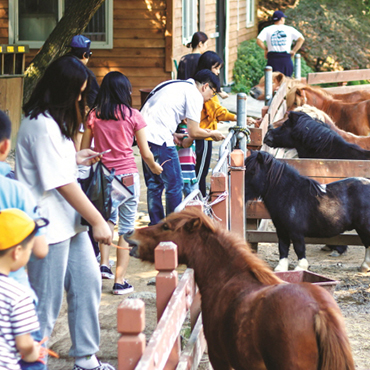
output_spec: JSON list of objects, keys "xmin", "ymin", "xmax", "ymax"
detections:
[
  {"xmin": 245, "ymin": 150, "xmax": 370, "ymax": 272},
  {"xmin": 264, "ymin": 111, "xmax": 370, "ymax": 159}
]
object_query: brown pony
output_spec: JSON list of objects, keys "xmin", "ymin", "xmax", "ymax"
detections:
[
  {"xmin": 291, "ymin": 105, "xmax": 370, "ymax": 150},
  {"xmin": 126, "ymin": 208, "xmax": 355, "ymax": 370},
  {"xmin": 286, "ymin": 84, "xmax": 370, "ymax": 135},
  {"xmin": 250, "ymin": 72, "xmax": 301, "ymax": 101}
]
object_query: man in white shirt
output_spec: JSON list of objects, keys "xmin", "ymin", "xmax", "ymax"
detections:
[
  {"xmin": 141, "ymin": 69, "xmax": 224, "ymax": 225},
  {"xmin": 257, "ymin": 10, "xmax": 305, "ymax": 77}
]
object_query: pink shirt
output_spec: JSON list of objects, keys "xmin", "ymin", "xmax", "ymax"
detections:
[{"xmin": 86, "ymin": 106, "xmax": 147, "ymax": 175}]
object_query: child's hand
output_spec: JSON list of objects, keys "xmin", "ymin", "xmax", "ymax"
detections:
[
  {"xmin": 218, "ymin": 91, "xmax": 229, "ymax": 99},
  {"xmin": 76, "ymin": 149, "xmax": 102, "ymax": 165},
  {"xmin": 21, "ymin": 341, "xmax": 41, "ymax": 363},
  {"xmin": 150, "ymin": 162, "xmax": 163, "ymax": 175},
  {"xmin": 173, "ymin": 133, "xmax": 186, "ymax": 146}
]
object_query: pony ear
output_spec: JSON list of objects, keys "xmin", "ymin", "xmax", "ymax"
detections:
[
  {"xmin": 275, "ymin": 73, "xmax": 284, "ymax": 84},
  {"xmin": 296, "ymin": 87, "xmax": 303, "ymax": 97},
  {"xmin": 182, "ymin": 212, "xmax": 216, "ymax": 234},
  {"xmin": 256, "ymin": 151, "xmax": 264, "ymax": 163}
]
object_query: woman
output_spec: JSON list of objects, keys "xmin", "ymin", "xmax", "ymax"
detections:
[
  {"xmin": 194, "ymin": 51, "xmax": 237, "ymax": 196},
  {"xmin": 81, "ymin": 71, "xmax": 162, "ymax": 295},
  {"xmin": 177, "ymin": 31, "xmax": 208, "ymax": 80},
  {"xmin": 15, "ymin": 56, "xmax": 114, "ymax": 370}
]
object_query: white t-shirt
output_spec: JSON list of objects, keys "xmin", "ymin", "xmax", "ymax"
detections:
[
  {"xmin": 15, "ymin": 113, "xmax": 87, "ymax": 244},
  {"xmin": 140, "ymin": 79, "xmax": 203, "ymax": 146},
  {"xmin": 257, "ymin": 24, "xmax": 303, "ymax": 53}
]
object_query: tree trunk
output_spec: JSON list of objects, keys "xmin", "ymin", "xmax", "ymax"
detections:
[{"xmin": 23, "ymin": 0, "xmax": 106, "ymax": 104}]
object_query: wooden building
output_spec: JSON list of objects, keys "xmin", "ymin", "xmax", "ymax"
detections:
[{"xmin": 1, "ymin": 0, "xmax": 258, "ymax": 109}]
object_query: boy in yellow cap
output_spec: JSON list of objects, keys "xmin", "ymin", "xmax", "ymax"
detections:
[{"xmin": 0, "ymin": 208, "xmax": 49, "ymax": 369}]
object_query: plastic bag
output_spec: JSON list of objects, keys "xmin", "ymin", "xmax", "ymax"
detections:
[{"xmin": 79, "ymin": 161, "xmax": 115, "ymax": 225}]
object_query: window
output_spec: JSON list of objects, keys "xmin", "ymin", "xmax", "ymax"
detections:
[
  {"xmin": 246, "ymin": 0, "xmax": 255, "ymax": 28},
  {"xmin": 182, "ymin": 0, "xmax": 197, "ymax": 45},
  {"xmin": 9, "ymin": 0, "xmax": 113, "ymax": 49}
]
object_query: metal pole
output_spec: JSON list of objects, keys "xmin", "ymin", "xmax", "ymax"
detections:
[
  {"xmin": 264, "ymin": 66, "xmax": 273, "ymax": 106},
  {"xmin": 294, "ymin": 53, "xmax": 301, "ymax": 80},
  {"xmin": 236, "ymin": 92, "xmax": 247, "ymax": 156}
]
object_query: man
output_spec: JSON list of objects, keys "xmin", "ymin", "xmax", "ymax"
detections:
[
  {"xmin": 141, "ymin": 69, "xmax": 225, "ymax": 225},
  {"xmin": 257, "ymin": 10, "xmax": 305, "ymax": 77},
  {"xmin": 68, "ymin": 35, "xmax": 100, "ymax": 109}
]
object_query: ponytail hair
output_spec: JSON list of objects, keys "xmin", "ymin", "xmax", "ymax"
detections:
[{"xmin": 186, "ymin": 31, "xmax": 208, "ymax": 50}]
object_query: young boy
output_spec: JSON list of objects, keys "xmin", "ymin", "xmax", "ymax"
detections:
[
  {"xmin": 0, "ymin": 208, "xmax": 49, "ymax": 369},
  {"xmin": 0, "ymin": 109, "xmax": 49, "ymax": 369}
]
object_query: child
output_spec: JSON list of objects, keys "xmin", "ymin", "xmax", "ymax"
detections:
[
  {"xmin": 16, "ymin": 56, "xmax": 114, "ymax": 370},
  {"xmin": 0, "ymin": 208, "xmax": 49, "ymax": 369},
  {"xmin": 0, "ymin": 109, "xmax": 49, "ymax": 370},
  {"xmin": 176, "ymin": 121, "xmax": 199, "ymax": 197},
  {"xmin": 81, "ymin": 71, "xmax": 162, "ymax": 295},
  {"xmin": 194, "ymin": 51, "xmax": 237, "ymax": 196}
]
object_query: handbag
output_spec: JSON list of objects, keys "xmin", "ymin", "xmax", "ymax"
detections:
[{"xmin": 79, "ymin": 161, "xmax": 115, "ymax": 225}]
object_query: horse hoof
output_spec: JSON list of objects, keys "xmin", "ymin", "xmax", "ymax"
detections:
[
  {"xmin": 274, "ymin": 258, "xmax": 289, "ymax": 272},
  {"xmin": 359, "ymin": 263, "xmax": 370, "ymax": 273},
  {"xmin": 329, "ymin": 250, "xmax": 341, "ymax": 257},
  {"xmin": 294, "ymin": 258, "xmax": 309, "ymax": 271}
]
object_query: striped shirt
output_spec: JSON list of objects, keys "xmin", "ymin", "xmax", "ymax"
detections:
[
  {"xmin": 0, "ymin": 274, "xmax": 40, "ymax": 370},
  {"xmin": 176, "ymin": 123, "xmax": 197, "ymax": 185}
]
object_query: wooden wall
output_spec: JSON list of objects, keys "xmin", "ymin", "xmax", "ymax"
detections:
[{"xmin": 2, "ymin": 0, "xmax": 258, "ymax": 109}]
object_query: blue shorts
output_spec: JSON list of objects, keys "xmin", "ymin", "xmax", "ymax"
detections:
[{"xmin": 109, "ymin": 172, "xmax": 140, "ymax": 235}]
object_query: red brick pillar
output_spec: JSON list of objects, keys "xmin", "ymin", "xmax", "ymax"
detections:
[
  {"xmin": 117, "ymin": 299, "xmax": 146, "ymax": 370},
  {"xmin": 155, "ymin": 242, "xmax": 180, "ymax": 370},
  {"xmin": 210, "ymin": 172, "xmax": 229, "ymax": 229}
]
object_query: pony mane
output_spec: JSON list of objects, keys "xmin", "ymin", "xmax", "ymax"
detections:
[
  {"xmin": 290, "ymin": 112, "xmax": 338, "ymax": 152},
  {"xmin": 170, "ymin": 208, "xmax": 282, "ymax": 286},
  {"xmin": 247, "ymin": 150, "xmax": 325, "ymax": 198},
  {"xmin": 302, "ymin": 84, "xmax": 333, "ymax": 100}
]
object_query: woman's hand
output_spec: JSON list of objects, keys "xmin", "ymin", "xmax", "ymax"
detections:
[
  {"xmin": 76, "ymin": 149, "xmax": 102, "ymax": 166},
  {"xmin": 91, "ymin": 219, "xmax": 112, "ymax": 245}
]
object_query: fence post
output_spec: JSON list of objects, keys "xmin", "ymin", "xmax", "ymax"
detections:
[
  {"xmin": 117, "ymin": 299, "xmax": 146, "ymax": 370},
  {"xmin": 294, "ymin": 53, "xmax": 301, "ymax": 80},
  {"xmin": 155, "ymin": 242, "xmax": 180, "ymax": 370},
  {"xmin": 264, "ymin": 66, "xmax": 273, "ymax": 106},
  {"xmin": 236, "ymin": 92, "xmax": 248, "ymax": 155},
  {"xmin": 230, "ymin": 150, "xmax": 245, "ymax": 239},
  {"xmin": 210, "ymin": 172, "xmax": 229, "ymax": 230}
]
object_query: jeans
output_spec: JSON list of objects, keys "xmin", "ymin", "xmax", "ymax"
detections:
[
  {"xmin": 142, "ymin": 142, "xmax": 183, "ymax": 225},
  {"xmin": 109, "ymin": 172, "xmax": 140, "ymax": 234}
]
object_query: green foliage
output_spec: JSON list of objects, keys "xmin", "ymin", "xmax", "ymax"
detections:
[
  {"xmin": 232, "ymin": 39, "xmax": 266, "ymax": 94},
  {"xmin": 232, "ymin": 39, "xmax": 314, "ymax": 94},
  {"xmin": 286, "ymin": 0, "xmax": 370, "ymax": 71}
]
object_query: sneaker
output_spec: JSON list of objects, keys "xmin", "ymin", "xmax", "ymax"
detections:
[
  {"xmin": 100, "ymin": 265, "xmax": 114, "ymax": 279},
  {"xmin": 112, "ymin": 281, "xmax": 134, "ymax": 295},
  {"xmin": 72, "ymin": 360, "xmax": 116, "ymax": 370}
]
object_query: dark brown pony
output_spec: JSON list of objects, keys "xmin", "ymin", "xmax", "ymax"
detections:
[
  {"xmin": 286, "ymin": 84, "xmax": 370, "ymax": 135},
  {"xmin": 126, "ymin": 208, "xmax": 355, "ymax": 370}
]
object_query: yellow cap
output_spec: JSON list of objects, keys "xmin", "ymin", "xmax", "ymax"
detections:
[{"xmin": 0, "ymin": 208, "xmax": 48, "ymax": 250}]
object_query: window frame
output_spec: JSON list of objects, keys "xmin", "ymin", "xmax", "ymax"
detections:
[
  {"xmin": 246, "ymin": 0, "xmax": 255, "ymax": 28},
  {"xmin": 182, "ymin": 0, "xmax": 197, "ymax": 45},
  {"xmin": 8, "ymin": 0, "xmax": 113, "ymax": 49}
]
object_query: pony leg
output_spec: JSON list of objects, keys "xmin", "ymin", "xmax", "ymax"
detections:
[
  {"xmin": 275, "ymin": 234, "xmax": 291, "ymax": 272},
  {"xmin": 291, "ymin": 238, "xmax": 309, "ymax": 271},
  {"xmin": 359, "ymin": 247, "xmax": 370, "ymax": 272}
]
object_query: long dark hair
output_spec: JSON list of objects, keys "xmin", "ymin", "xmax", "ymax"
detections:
[
  {"xmin": 23, "ymin": 56, "xmax": 88, "ymax": 139},
  {"xmin": 93, "ymin": 71, "xmax": 132, "ymax": 121},
  {"xmin": 195, "ymin": 51, "xmax": 223, "ymax": 74},
  {"xmin": 186, "ymin": 31, "xmax": 208, "ymax": 49}
]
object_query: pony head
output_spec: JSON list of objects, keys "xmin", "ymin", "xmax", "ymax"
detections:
[
  {"xmin": 245, "ymin": 150, "xmax": 280, "ymax": 200},
  {"xmin": 264, "ymin": 112, "xmax": 297, "ymax": 149},
  {"xmin": 286, "ymin": 84, "xmax": 308, "ymax": 110},
  {"xmin": 250, "ymin": 72, "xmax": 287, "ymax": 100},
  {"xmin": 125, "ymin": 208, "xmax": 216, "ymax": 263}
]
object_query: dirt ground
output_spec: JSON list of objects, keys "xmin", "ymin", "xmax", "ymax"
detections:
[{"xmin": 46, "ymin": 140, "xmax": 370, "ymax": 370}]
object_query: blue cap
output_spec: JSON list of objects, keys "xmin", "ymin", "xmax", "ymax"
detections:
[
  {"xmin": 272, "ymin": 10, "xmax": 287, "ymax": 21},
  {"xmin": 70, "ymin": 35, "xmax": 91, "ymax": 50}
]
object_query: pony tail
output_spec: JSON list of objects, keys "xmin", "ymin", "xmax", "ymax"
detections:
[
  {"xmin": 315, "ymin": 308, "xmax": 355, "ymax": 370},
  {"xmin": 186, "ymin": 42, "xmax": 192, "ymax": 48}
]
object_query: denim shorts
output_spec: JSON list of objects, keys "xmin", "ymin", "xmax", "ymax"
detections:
[{"xmin": 109, "ymin": 172, "xmax": 140, "ymax": 235}]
